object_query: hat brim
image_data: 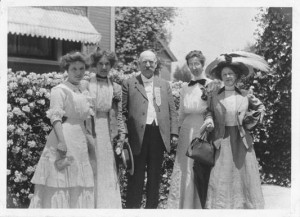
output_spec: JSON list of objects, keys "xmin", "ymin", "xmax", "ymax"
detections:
[
  {"xmin": 206, "ymin": 61, "xmax": 251, "ymax": 80},
  {"xmin": 121, "ymin": 142, "xmax": 134, "ymax": 175}
]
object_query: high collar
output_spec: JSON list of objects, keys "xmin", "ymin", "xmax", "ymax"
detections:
[{"xmin": 218, "ymin": 86, "xmax": 242, "ymax": 95}]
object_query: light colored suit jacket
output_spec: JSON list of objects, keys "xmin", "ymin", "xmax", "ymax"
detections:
[
  {"xmin": 208, "ymin": 86, "xmax": 265, "ymax": 149},
  {"xmin": 122, "ymin": 74, "xmax": 178, "ymax": 155}
]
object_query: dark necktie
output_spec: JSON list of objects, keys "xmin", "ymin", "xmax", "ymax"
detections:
[{"xmin": 188, "ymin": 79, "xmax": 206, "ymax": 86}]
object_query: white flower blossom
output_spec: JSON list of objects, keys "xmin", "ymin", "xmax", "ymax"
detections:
[
  {"xmin": 15, "ymin": 128, "xmax": 25, "ymax": 136},
  {"xmin": 26, "ymin": 166, "xmax": 35, "ymax": 174},
  {"xmin": 19, "ymin": 98, "xmax": 28, "ymax": 105},
  {"xmin": 7, "ymin": 169, "xmax": 11, "ymax": 175},
  {"xmin": 37, "ymin": 99, "xmax": 45, "ymax": 105},
  {"xmin": 28, "ymin": 141, "xmax": 36, "ymax": 148},
  {"xmin": 29, "ymin": 102, "xmax": 35, "ymax": 108},
  {"xmin": 7, "ymin": 140, "xmax": 13, "ymax": 147},
  {"xmin": 12, "ymin": 107, "xmax": 23, "ymax": 116},
  {"xmin": 7, "ymin": 125, "xmax": 15, "ymax": 132},
  {"xmin": 26, "ymin": 89, "xmax": 33, "ymax": 95},
  {"xmin": 7, "ymin": 104, "xmax": 11, "ymax": 111},
  {"xmin": 22, "ymin": 105, "xmax": 30, "ymax": 113},
  {"xmin": 19, "ymin": 71, "xmax": 27, "ymax": 76},
  {"xmin": 21, "ymin": 77, "xmax": 30, "ymax": 85},
  {"xmin": 45, "ymin": 92, "xmax": 51, "ymax": 99},
  {"xmin": 13, "ymin": 198, "xmax": 17, "ymax": 206},
  {"xmin": 14, "ymin": 171, "xmax": 23, "ymax": 183},
  {"xmin": 8, "ymin": 82, "xmax": 18, "ymax": 90},
  {"xmin": 39, "ymin": 88, "xmax": 47, "ymax": 94},
  {"xmin": 7, "ymin": 112, "xmax": 13, "ymax": 119},
  {"xmin": 27, "ymin": 72, "xmax": 37, "ymax": 80},
  {"xmin": 21, "ymin": 123, "xmax": 29, "ymax": 130}
]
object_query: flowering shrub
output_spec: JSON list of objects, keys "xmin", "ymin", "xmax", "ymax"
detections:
[{"xmin": 6, "ymin": 69, "xmax": 92, "ymax": 208}]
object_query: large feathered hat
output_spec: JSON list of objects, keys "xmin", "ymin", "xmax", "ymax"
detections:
[{"xmin": 205, "ymin": 51, "xmax": 270, "ymax": 80}]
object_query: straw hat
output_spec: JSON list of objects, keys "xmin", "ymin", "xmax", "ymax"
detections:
[
  {"xmin": 205, "ymin": 51, "xmax": 270, "ymax": 80},
  {"xmin": 120, "ymin": 141, "xmax": 134, "ymax": 175}
]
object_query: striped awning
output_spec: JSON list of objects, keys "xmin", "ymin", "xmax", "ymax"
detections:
[{"xmin": 8, "ymin": 7, "xmax": 101, "ymax": 44}]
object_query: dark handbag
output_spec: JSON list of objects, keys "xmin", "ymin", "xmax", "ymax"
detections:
[
  {"xmin": 243, "ymin": 110, "xmax": 261, "ymax": 130},
  {"xmin": 186, "ymin": 131, "xmax": 215, "ymax": 166}
]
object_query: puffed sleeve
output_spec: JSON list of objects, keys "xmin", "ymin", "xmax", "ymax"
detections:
[{"xmin": 46, "ymin": 86, "xmax": 66, "ymax": 125}]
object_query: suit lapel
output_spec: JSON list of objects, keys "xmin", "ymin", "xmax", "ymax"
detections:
[
  {"xmin": 135, "ymin": 74, "xmax": 148, "ymax": 100},
  {"xmin": 217, "ymin": 90, "xmax": 226, "ymax": 113}
]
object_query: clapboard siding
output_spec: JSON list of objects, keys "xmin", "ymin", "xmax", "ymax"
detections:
[{"xmin": 88, "ymin": 7, "xmax": 114, "ymax": 51}]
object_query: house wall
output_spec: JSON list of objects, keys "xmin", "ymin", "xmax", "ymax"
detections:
[
  {"xmin": 87, "ymin": 7, "xmax": 115, "ymax": 53},
  {"xmin": 158, "ymin": 50, "xmax": 172, "ymax": 81}
]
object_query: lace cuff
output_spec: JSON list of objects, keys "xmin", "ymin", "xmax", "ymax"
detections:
[{"xmin": 46, "ymin": 108, "xmax": 65, "ymax": 124}]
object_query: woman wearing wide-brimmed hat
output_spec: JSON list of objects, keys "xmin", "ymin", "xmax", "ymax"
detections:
[{"xmin": 204, "ymin": 51, "xmax": 269, "ymax": 209}]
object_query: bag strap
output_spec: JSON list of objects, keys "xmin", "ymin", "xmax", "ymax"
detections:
[
  {"xmin": 91, "ymin": 115, "xmax": 96, "ymax": 138},
  {"xmin": 200, "ymin": 130, "xmax": 207, "ymax": 140}
]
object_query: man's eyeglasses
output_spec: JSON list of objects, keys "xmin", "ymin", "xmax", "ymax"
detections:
[{"xmin": 141, "ymin": 60, "xmax": 156, "ymax": 66}]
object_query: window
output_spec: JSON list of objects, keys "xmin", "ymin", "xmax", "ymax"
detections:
[
  {"xmin": 8, "ymin": 34, "xmax": 56, "ymax": 60},
  {"xmin": 62, "ymin": 40, "xmax": 82, "ymax": 56}
]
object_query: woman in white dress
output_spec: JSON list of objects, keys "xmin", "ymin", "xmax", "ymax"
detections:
[
  {"xmin": 29, "ymin": 52, "xmax": 94, "ymax": 208},
  {"xmin": 85, "ymin": 48, "xmax": 125, "ymax": 208},
  {"xmin": 167, "ymin": 50, "xmax": 214, "ymax": 209}
]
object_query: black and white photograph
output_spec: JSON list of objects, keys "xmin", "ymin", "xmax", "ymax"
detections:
[{"xmin": 0, "ymin": 0, "xmax": 299, "ymax": 217}]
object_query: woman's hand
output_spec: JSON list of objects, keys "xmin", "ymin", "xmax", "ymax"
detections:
[
  {"xmin": 55, "ymin": 155, "xmax": 74, "ymax": 171},
  {"xmin": 205, "ymin": 118, "xmax": 214, "ymax": 132},
  {"xmin": 57, "ymin": 142, "xmax": 67, "ymax": 158},
  {"xmin": 171, "ymin": 134, "xmax": 179, "ymax": 147},
  {"xmin": 206, "ymin": 79, "xmax": 222, "ymax": 94},
  {"xmin": 114, "ymin": 134, "xmax": 126, "ymax": 156}
]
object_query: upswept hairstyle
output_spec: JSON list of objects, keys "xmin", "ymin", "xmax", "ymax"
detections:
[
  {"xmin": 89, "ymin": 48, "xmax": 118, "ymax": 68},
  {"xmin": 60, "ymin": 51, "xmax": 89, "ymax": 71},
  {"xmin": 185, "ymin": 50, "xmax": 206, "ymax": 66}
]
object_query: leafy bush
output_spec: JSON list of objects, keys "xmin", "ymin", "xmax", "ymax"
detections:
[
  {"xmin": 7, "ymin": 70, "xmax": 65, "ymax": 207},
  {"xmin": 115, "ymin": 7, "xmax": 177, "ymax": 74},
  {"xmin": 242, "ymin": 8, "xmax": 291, "ymax": 187}
]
